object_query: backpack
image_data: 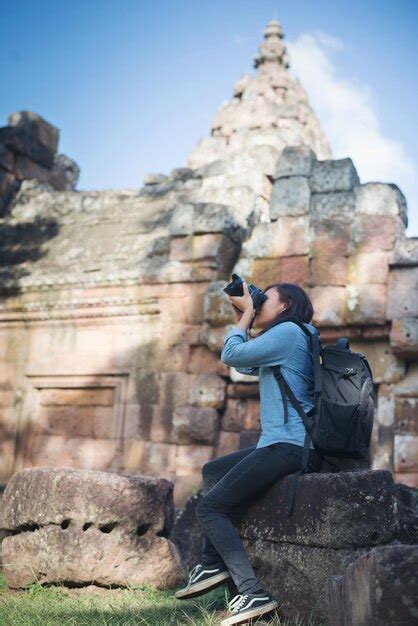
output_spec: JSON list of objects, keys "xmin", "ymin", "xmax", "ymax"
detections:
[{"xmin": 268, "ymin": 317, "xmax": 375, "ymax": 518}]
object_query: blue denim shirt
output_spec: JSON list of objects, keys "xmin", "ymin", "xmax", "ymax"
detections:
[{"xmin": 220, "ymin": 320, "xmax": 316, "ymax": 450}]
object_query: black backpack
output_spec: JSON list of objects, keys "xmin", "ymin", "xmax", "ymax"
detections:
[{"xmin": 268, "ymin": 317, "xmax": 375, "ymax": 517}]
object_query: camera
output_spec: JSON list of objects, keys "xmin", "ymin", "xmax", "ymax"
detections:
[{"xmin": 223, "ymin": 273, "xmax": 267, "ymax": 312}]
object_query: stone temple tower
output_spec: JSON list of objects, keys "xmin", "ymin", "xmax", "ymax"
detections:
[
  {"xmin": 0, "ymin": 20, "xmax": 416, "ymax": 508},
  {"xmin": 187, "ymin": 20, "xmax": 331, "ymax": 168}
]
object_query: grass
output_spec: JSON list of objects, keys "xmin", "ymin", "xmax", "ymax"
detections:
[{"xmin": 0, "ymin": 571, "xmax": 323, "ymax": 625}]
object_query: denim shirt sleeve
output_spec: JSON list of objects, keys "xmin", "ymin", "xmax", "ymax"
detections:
[{"xmin": 220, "ymin": 322, "xmax": 298, "ymax": 368}]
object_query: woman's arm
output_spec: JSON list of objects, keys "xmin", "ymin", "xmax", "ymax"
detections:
[{"xmin": 221, "ymin": 323, "xmax": 298, "ymax": 368}]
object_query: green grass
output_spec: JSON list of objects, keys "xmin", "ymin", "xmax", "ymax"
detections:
[{"xmin": 0, "ymin": 571, "xmax": 322, "ymax": 625}]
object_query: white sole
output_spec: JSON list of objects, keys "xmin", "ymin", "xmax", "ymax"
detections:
[
  {"xmin": 220, "ymin": 599, "xmax": 279, "ymax": 625},
  {"xmin": 174, "ymin": 570, "xmax": 231, "ymax": 599}
]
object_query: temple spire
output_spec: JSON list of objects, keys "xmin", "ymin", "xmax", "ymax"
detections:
[{"xmin": 254, "ymin": 19, "xmax": 289, "ymax": 70}]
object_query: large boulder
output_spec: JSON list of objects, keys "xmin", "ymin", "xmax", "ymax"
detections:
[
  {"xmin": 325, "ymin": 544, "xmax": 418, "ymax": 625},
  {"xmin": 171, "ymin": 470, "xmax": 418, "ymax": 625},
  {"xmin": 0, "ymin": 467, "xmax": 185, "ymax": 589}
]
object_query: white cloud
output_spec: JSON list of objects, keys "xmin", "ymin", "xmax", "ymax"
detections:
[{"xmin": 286, "ymin": 32, "xmax": 418, "ymax": 236}]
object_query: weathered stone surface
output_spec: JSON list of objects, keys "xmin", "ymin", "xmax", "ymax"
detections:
[
  {"xmin": 310, "ymin": 286, "xmax": 346, "ymax": 325},
  {"xmin": 0, "ymin": 125, "xmax": 54, "ymax": 169},
  {"xmin": 172, "ymin": 405, "xmax": 219, "ymax": 444},
  {"xmin": 269, "ymin": 175, "xmax": 310, "ymax": 218},
  {"xmin": 390, "ymin": 317, "xmax": 418, "ymax": 357},
  {"xmin": 0, "ymin": 169, "xmax": 19, "ymax": 214},
  {"xmin": 241, "ymin": 216, "xmax": 310, "ymax": 258},
  {"xmin": 0, "ymin": 467, "xmax": 184, "ymax": 589},
  {"xmin": 325, "ymin": 545, "xmax": 418, "ymax": 626},
  {"xmin": 351, "ymin": 214, "xmax": 405, "ymax": 252},
  {"xmin": 347, "ymin": 250, "xmax": 389, "ymax": 284},
  {"xmin": 9, "ymin": 110, "xmax": 59, "ymax": 159},
  {"xmin": 0, "ymin": 144, "xmax": 15, "ymax": 171},
  {"xmin": 389, "ymin": 236, "xmax": 418, "ymax": 266},
  {"xmin": 274, "ymin": 145, "xmax": 316, "ymax": 178},
  {"xmin": 143, "ymin": 172, "xmax": 170, "ymax": 185},
  {"xmin": 355, "ymin": 182, "xmax": 408, "ymax": 227},
  {"xmin": 386, "ymin": 267, "xmax": 418, "ymax": 319},
  {"xmin": 237, "ymin": 470, "xmax": 398, "ymax": 548},
  {"xmin": 245, "ymin": 537, "xmax": 370, "ymax": 624},
  {"xmin": 188, "ymin": 373, "xmax": 226, "ymax": 409},
  {"xmin": 311, "ymin": 191, "xmax": 355, "ymax": 224},
  {"xmin": 310, "ymin": 158, "xmax": 360, "ymax": 193},
  {"xmin": 345, "ymin": 284, "xmax": 387, "ymax": 324},
  {"xmin": 203, "ymin": 280, "xmax": 234, "ymax": 327},
  {"xmin": 49, "ymin": 153, "xmax": 80, "ymax": 190}
]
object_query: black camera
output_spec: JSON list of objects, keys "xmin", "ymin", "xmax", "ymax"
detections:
[{"xmin": 223, "ymin": 273, "xmax": 267, "ymax": 312}]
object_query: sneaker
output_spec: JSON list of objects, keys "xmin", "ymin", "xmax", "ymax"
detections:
[
  {"xmin": 220, "ymin": 589, "xmax": 278, "ymax": 625},
  {"xmin": 174, "ymin": 562, "xmax": 231, "ymax": 600}
]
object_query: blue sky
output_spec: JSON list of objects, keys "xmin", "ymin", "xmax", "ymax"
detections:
[{"xmin": 1, "ymin": 0, "xmax": 417, "ymax": 236}]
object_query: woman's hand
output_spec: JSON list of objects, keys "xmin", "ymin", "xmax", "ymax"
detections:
[{"xmin": 228, "ymin": 281, "xmax": 254, "ymax": 315}]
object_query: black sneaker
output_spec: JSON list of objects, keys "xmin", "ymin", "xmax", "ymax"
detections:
[
  {"xmin": 174, "ymin": 562, "xmax": 231, "ymax": 599},
  {"xmin": 220, "ymin": 589, "xmax": 278, "ymax": 625}
]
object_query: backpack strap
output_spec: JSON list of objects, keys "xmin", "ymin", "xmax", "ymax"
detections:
[{"xmin": 270, "ymin": 323, "xmax": 322, "ymax": 516}]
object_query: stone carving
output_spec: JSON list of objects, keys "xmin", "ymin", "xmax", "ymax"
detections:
[{"xmin": 0, "ymin": 467, "xmax": 184, "ymax": 589}]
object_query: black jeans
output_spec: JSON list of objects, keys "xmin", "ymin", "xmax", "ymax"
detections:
[{"xmin": 195, "ymin": 442, "xmax": 322, "ymax": 594}]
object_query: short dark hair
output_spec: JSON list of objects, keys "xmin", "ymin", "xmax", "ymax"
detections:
[{"xmin": 253, "ymin": 282, "xmax": 314, "ymax": 337}]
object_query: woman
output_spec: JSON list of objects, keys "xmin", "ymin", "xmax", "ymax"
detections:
[{"xmin": 175, "ymin": 281, "xmax": 322, "ymax": 625}]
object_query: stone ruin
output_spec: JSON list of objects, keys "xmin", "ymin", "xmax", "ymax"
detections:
[
  {"xmin": 0, "ymin": 19, "xmax": 416, "ymax": 504},
  {"xmin": 0, "ymin": 467, "xmax": 184, "ymax": 589},
  {"xmin": 0, "ymin": 17, "xmax": 417, "ymax": 624},
  {"xmin": 171, "ymin": 467, "xmax": 417, "ymax": 624}
]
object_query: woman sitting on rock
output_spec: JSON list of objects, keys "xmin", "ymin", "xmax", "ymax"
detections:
[{"xmin": 174, "ymin": 280, "xmax": 322, "ymax": 625}]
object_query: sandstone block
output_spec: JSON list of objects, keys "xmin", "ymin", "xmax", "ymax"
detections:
[
  {"xmin": 270, "ymin": 175, "xmax": 310, "ymax": 218},
  {"xmin": 188, "ymin": 373, "xmax": 226, "ymax": 409},
  {"xmin": 390, "ymin": 317, "xmax": 418, "ymax": 358},
  {"xmin": 203, "ymin": 280, "xmax": 234, "ymax": 327},
  {"xmin": 310, "ymin": 286, "xmax": 346, "ymax": 325},
  {"xmin": 309, "ymin": 254, "xmax": 348, "ymax": 286},
  {"xmin": 249, "ymin": 256, "xmax": 309, "ymax": 287},
  {"xmin": 310, "ymin": 157, "xmax": 360, "ymax": 193},
  {"xmin": 351, "ymin": 214, "xmax": 405, "ymax": 252},
  {"xmin": 174, "ymin": 444, "xmax": 213, "ymax": 475},
  {"xmin": 172, "ymin": 405, "xmax": 219, "ymax": 444},
  {"xmin": 0, "ymin": 144, "xmax": 15, "ymax": 172},
  {"xmin": 386, "ymin": 267, "xmax": 418, "ymax": 319},
  {"xmin": 347, "ymin": 250, "xmax": 389, "ymax": 284},
  {"xmin": 0, "ymin": 467, "xmax": 183, "ymax": 589},
  {"xmin": 395, "ymin": 396, "xmax": 418, "ymax": 434},
  {"xmin": 274, "ymin": 146, "xmax": 316, "ymax": 178},
  {"xmin": 310, "ymin": 221, "xmax": 351, "ymax": 256},
  {"xmin": 187, "ymin": 346, "xmax": 220, "ymax": 374},
  {"xmin": 394, "ymin": 434, "xmax": 418, "ymax": 472},
  {"xmin": 345, "ymin": 284, "xmax": 387, "ymax": 324},
  {"xmin": 237, "ymin": 470, "xmax": 398, "ymax": 548},
  {"xmin": 9, "ymin": 110, "xmax": 59, "ymax": 160},
  {"xmin": 311, "ymin": 191, "xmax": 355, "ymax": 224},
  {"xmin": 221, "ymin": 398, "xmax": 246, "ymax": 432},
  {"xmin": 48, "ymin": 153, "xmax": 80, "ymax": 191},
  {"xmin": 325, "ymin": 545, "xmax": 418, "ymax": 626},
  {"xmin": 242, "ymin": 216, "xmax": 310, "ymax": 258},
  {"xmin": 216, "ymin": 430, "xmax": 240, "ymax": 456},
  {"xmin": 389, "ymin": 236, "xmax": 418, "ymax": 266},
  {"xmin": 355, "ymin": 182, "xmax": 408, "ymax": 227},
  {"xmin": 14, "ymin": 155, "xmax": 51, "ymax": 182},
  {"xmin": 244, "ymin": 537, "xmax": 369, "ymax": 625}
]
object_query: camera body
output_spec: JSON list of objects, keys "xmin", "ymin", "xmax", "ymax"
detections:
[{"xmin": 223, "ymin": 273, "xmax": 267, "ymax": 312}]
